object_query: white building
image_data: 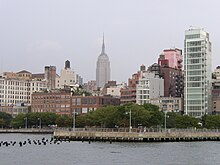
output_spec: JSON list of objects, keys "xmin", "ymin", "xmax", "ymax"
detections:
[
  {"xmin": 136, "ymin": 72, "xmax": 164, "ymax": 105},
  {"xmin": 96, "ymin": 35, "xmax": 110, "ymax": 88},
  {"xmin": 184, "ymin": 28, "xmax": 212, "ymax": 117},
  {"xmin": 106, "ymin": 83, "xmax": 127, "ymax": 98},
  {"xmin": 56, "ymin": 60, "xmax": 82, "ymax": 89},
  {"xmin": 0, "ymin": 75, "xmax": 47, "ymax": 106}
]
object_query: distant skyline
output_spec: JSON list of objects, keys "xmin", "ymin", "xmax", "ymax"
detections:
[{"xmin": 1, "ymin": 0, "xmax": 220, "ymax": 83}]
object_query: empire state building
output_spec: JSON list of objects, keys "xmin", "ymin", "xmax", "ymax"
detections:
[{"xmin": 96, "ymin": 35, "xmax": 110, "ymax": 88}]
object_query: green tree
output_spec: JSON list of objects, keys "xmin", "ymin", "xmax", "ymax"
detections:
[
  {"xmin": 11, "ymin": 113, "xmax": 26, "ymax": 128},
  {"xmin": 148, "ymin": 109, "xmax": 163, "ymax": 127},
  {"xmin": 142, "ymin": 103, "xmax": 159, "ymax": 111},
  {"xmin": 55, "ymin": 115, "xmax": 72, "ymax": 127},
  {"xmin": 175, "ymin": 115, "xmax": 199, "ymax": 128},
  {"xmin": 165, "ymin": 112, "xmax": 178, "ymax": 128},
  {"xmin": 203, "ymin": 115, "xmax": 220, "ymax": 129},
  {"xmin": 11, "ymin": 112, "xmax": 59, "ymax": 128},
  {"xmin": 0, "ymin": 112, "xmax": 12, "ymax": 128}
]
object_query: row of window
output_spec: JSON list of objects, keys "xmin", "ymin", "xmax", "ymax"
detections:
[
  {"xmin": 33, "ymin": 104, "xmax": 70, "ymax": 108},
  {"xmin": 0, "ymin": 100, "xmax": 30, "ymax": 104},
  {"xmin": 0, "ymin": 80, "xmax": 46, "ymax": 87},
  {"xmin": 33, "ymin": 95, "xmax": 70, "ymax": 99}
]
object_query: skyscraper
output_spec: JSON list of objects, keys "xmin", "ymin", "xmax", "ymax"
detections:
[
  {"xmin": 184, "ymin": 28, "xmax": 212, "ymax": 117},
  {"xmin": 96, "ymin": 35, "xmax": 110, "ymax": 88}
]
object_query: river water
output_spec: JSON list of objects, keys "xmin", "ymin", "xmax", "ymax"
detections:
[{"xmin": 0, "ymin": 133, "xmax": 219, "ymax": 165}]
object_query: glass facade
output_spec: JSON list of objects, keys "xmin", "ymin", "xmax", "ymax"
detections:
[{"xmin": 184, "ymin": 28, "xmax": 212, "ymax": 117}]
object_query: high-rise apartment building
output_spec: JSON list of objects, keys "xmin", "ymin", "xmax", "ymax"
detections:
[
  {"xmin": 184, "ymin": 28, "xmax": 212, "ymax": 117},
  {"xmin": 96, "ymin": 35, "xmax": 110, "ymax": 88}
]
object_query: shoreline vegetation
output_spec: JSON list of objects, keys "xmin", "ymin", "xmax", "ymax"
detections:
[{"xmin": 1, "ymin": 103, "xmax": 220, "ymax": 130}]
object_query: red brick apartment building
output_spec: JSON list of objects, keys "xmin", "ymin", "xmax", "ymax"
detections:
[
  {"xmin": 32, "ymin": 91, "xmax": 120, "ymax": 116},
  {"xmin": 32, "ymin": 92, "xmax": 72, "ymax": 116}
]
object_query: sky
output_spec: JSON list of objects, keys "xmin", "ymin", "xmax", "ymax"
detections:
[{"xmin": 0, "ymin": 0, "xmax": 220, "ymax": 83}]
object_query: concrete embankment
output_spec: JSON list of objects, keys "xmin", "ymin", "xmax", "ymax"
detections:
[{"xmin": 53, "ymin": 130, "xmax": 220, "ymax": 142}]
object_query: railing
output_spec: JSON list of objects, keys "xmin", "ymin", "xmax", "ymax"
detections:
[
  {"xmin": 1, "ymin": 127, "xmax": 220, "ymax": 134},
  {"xmin": 0, "ymin": 128, "xmax": 54, "ymax": 133},
  {"xmin": 55, "ymin": 127, "xmax": 220, "ymax": 134}
]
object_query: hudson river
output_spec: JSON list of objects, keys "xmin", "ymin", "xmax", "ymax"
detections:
[{"xmin": 0, "ymin": 134, "xmax": 220, "ymax": 165}]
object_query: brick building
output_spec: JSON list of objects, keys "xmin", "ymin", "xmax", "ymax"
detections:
[
  {"xmin": 120, "ymin": 65, "xmax": 145, "ymax": 105},
  {"xmin": 31, "ymin": 90, "xmax": 120, "ymax": 115}
]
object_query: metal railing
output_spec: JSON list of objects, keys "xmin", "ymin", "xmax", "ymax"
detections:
[{"xmin": 56, "ymin": 127, "xmax": 220, "ymax": 134}]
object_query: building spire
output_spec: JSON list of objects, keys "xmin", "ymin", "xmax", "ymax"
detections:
[{"xmin": 101, "ymin": 33, "xmax": 105, "ymax": 54}]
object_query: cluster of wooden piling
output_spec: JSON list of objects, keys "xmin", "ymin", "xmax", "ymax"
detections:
[{"xmin": 0, "ymin": 137, "xmax": 72, "ymax": 147}]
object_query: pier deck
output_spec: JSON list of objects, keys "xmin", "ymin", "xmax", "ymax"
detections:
[{"xmin": 53, "ymin": 129, "xmax": 220, "ymax": 142}]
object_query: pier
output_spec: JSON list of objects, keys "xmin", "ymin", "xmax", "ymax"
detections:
[
  {"xmin": 0, "ymin": 128, "xmax": 54, "ymax": 134},
  {"xmin": 53, "ymin": 128, "xmax": 220, "ymax": 142}
]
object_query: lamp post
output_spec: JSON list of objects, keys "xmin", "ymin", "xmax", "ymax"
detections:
[
  {"xmin": 38, "ymin": 118, "xmax": 41, "ymax": 129},
  {"xmin": 164, "ymin": 111, "xmax": 167, "ymax": 132},
  {"xmin": 126, "ymin": 109, "xmax": 132, "ymax": 133},
  {"xmin": 73, "ymin": 109, "xmax": 78, "ymax": 131},
  {"xmin": 24, "ymin": 117, "xmax": 27, "ymax": 129}
]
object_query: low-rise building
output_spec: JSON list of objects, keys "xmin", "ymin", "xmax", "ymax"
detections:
[
  {"xmin": 31, "ymin": 90, "xmax": 72, "ymax": 116},
  {"xmin": 0, "ymin": 103, "xmax": 29, "ymax": 117},
  {"xmin": 150, "ymin": 97, "xmax": 183, "ymax": 113},
  {"xmin": 72, "ymin": 95, "xmax": 120, "ymax": 114},
  {"xmin": 31, "ymin": 89, "xmax": 120, "ymax": 115}
]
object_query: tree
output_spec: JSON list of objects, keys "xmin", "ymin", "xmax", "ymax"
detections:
[
  {"xmin": 203, "ymin": 115, "xmax": 220, "ymax": 129},
  {"xmin": 175, "ymin": 115, "xmax": 199, "ymax": 128},
  {"xmin": 55, "ymin": 115, "xmax": 72, "ymax": 127},
  {"xmin": 11, "ymin": 113, "xmax": 26, "ymax": 128},
  {"xmin": 11, "ymin": 112, "xmax": 59, "ymax": 128},
  {"xmin": 142, "ymin": 103, "xmax": 159, "ymax": 111},
  {"xmin": 0, "ymin": 112, "xmax": 12, "ymax": 128}
]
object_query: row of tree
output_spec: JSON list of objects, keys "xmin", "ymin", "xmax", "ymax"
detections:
[{"xmin": 1, "ymin": 103, "xmax": 220, "ymax": 129}]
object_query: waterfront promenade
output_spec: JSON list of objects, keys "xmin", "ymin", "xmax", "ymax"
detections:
[
  {"xmin": 53, "ymin": 128, "xmax": 220, "ymax": 142},
  {"xmin": 0, "ymin": 128, "xmax": 54, "ymax": 134},
  {"xmin": 2, "ymin": 128, "xmax": 220, "ymax": 142}
]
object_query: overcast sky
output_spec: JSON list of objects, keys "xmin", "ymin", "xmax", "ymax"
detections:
[{"xmin": 0, "ymin": 0, "xmax": 220, "ymax": 83}]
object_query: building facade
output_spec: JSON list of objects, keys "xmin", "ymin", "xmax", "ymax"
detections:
[
  {"xmin": 148, "ymin": 63, "xmax": 184, "ymax": 97},
  {"xmin": 45, "ymin": 66, "xmax": 56, "ymax": 90},
  {"xmin": 31, "ymin": 90, "xmax": 120, "ymax": 115},
  {"xmin": 0, "ymin": 73, "xmax": 47, "ymax": 107},
  {"xmin": 160, "ymin": 67, "xmax": 183, "ymax": 97},
  {"xmin": 120, "ymin": 65, "xmax": 146, "ymax": 105},
  {"xmin": 212, "ymin": 66, "xmax": 220, "ymax": 114},
  {"xmin": 150, "ymin": 97, "xmax": 183, "ymax": 113},
  {"xmin": 96, "ymin": 35, "xmax": 110, "ymax": 88},
  {"xmin": 158, "ymin": 48, "xmax": 183, "ymax": 70},
  {"xmin": 31, "ymin": 91, "xmax": 72, "ymax": 116},
  {"xmin": 56, "ymin": 60, "xmax": 77, "ymax": 89},
  {"xmin": 184, "ymin": 28, "xmax": 212, "ymax": 117},
  {"xmin": 72, "ymin": 95, "xmax": 120, "ymax": 114},
  {"xmin": 136, "ymin": 72, "xmax": 164, "ymax": 105}
]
